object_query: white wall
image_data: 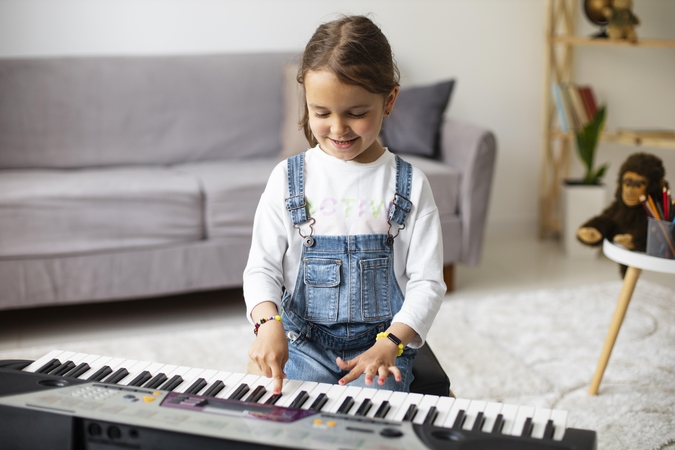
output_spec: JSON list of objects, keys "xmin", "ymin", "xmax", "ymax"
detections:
[{"xmin": 1, "ymin": 0, "xmax": 673, "ymax": 237}]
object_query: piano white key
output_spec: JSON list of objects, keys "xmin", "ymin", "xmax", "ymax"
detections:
[
  {"xmin": 481, "ymin": 402, "xmax": 504, "ymax": 432},
  {"xmin": 78, "ymin": 356, "xmax": 114, "ymax": 379},
  {"xmin": 118, "ymin": 360, "xmax": 153, "ymax": 386},
  {"xmin": 352, "ymin": 388, "xmax": 378, "ymax": 416},
  {"xmin": 463, "ymin": 400, "xmax": 487, "ymax": 430},
  {"xmin": 498, "ymin": 404, "xmax": 519, "ymax": 435},
  {"xmin": 319, "ymin": 384, "xmax": 350, "ymax": 413},
  {"xmin": 381, "ymin": 391, "xmax": 409, "ymax": 420},
  {"xmin": 68, "ymin": 353, "xmax": 90, "ymax": 365},
  {"xmin": 432, "ymin": 396, "xmax": 455, "ymax": 426},
  {"xmin": 531, "ymin": 408, "xmax": 553, "ymax": 439},
  {"xmin": 284, "ymin": 381, "xmax": 318, "ymax": 408},
  {"xmin": 511, "ymin": 405, "xmax": 535, "ymax": 436},
  {"xmin": 550, "ymin": 409, "xmax": 568, "ymax": 441},
  {"xmin": 173, "ymin": 367, "xmax": 208, "ymax": 393},
  {"xmin": 413, "ymin": 395, "xmax": 441, "ymax": 425},
  {"xmin": 277, "ymin": 379, "xmax": 313, "ymax": 407},
  {"xmin": 215, "ymin": 372, "xmax": 248, "ymax": 398},
  {"xmin": 201, "ymin": 370, "xmax": 233, "ymax": 397},
  {"xmin": 392, "ymin": 392, "xmax": 424, "ymax": 422},
  {"xmin": 443, "ymin": 397, "xmax": 470, "ymax": 428},
  {"xmin": 22, "ymin": 350, "xmax": 66, "ymax": 372},
  {"xmin": 302, "ymin": 382, "xmax": 333, "ymax": 410},
  {"xmin": 326, "ymin": 385, "xmax": 362, "ymax": 414},
  {"xmin": 365, "ymin": 389, "xmax": 393, "ymax": 418}
]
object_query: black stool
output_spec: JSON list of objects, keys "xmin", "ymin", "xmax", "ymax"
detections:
[{"xmin": 409, "ymin": 343, "xmax": 451, "ymax": 397}]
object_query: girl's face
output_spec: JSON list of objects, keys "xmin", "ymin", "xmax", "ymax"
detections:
[{"xmin": 304, "ymin": 69, "xmax": 398, "ymax": 163}]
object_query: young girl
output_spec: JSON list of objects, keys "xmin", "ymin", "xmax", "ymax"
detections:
[{"xmin": 244, "ymin": 15, "xmax": 445, "ymax": 396}]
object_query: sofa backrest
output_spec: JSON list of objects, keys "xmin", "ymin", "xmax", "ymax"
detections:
[{"xmin": 0, "ymin": 53, "xmax": 297, "ymax": 169}]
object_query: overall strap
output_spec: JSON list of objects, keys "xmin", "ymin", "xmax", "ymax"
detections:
[
  {"xmin": 285, "ymin": 153, "xmax": 309, "ymax": 226},
  {"xmin": 388, "ymin": 155, "xmax": 413, "ymax": 227}
]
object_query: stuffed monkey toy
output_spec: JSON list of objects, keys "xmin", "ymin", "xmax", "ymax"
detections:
[{"xmin": 577, "ymin": 153, "xmax": 666, "ymax": 275}]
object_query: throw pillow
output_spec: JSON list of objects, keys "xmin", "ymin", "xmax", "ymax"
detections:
[
  {"xmin": 381, "ymin": 79, "xmax": 455, "ymax": 159},
  {"xmin": 279, "ymin": 63, "xmax": 309, "ymax": 160}
]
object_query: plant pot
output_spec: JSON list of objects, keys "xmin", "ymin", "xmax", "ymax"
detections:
[{"xmin": 561, "ymin": 180, "xmax": 607, "ymax": 258}]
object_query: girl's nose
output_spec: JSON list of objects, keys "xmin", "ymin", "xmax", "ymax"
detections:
[{"xmin": 330, "ymin": 118, "xmax": 349, "ymax": 136}]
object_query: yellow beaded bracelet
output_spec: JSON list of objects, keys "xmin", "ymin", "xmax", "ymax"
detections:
[
  {"xmin": 376, "ymin": 332, "xmax": 404, "ymax": 357},
  {"xmin": 253, "ymin": 315, "xmax": 281, "ymax": 335}
]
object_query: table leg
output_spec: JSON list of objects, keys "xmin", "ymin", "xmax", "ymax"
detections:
[{"xmin": 588, "ymin": 266, "xmax": 642, "ymax": 395}]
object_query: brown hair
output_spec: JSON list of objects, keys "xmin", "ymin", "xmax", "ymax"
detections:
[{"xmin": 297, "ymin": 15, "xmax": 400, "ymax": 147}]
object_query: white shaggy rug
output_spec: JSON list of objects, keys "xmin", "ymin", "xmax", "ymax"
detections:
[{"xmin": 2, "ymin": 281, "xmax": 674, "ymax": 450}]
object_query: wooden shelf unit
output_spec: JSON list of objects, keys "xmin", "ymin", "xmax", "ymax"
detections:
[{"xmin": 539, "ymin": 0, "xmax": 675, "ymax": 238}]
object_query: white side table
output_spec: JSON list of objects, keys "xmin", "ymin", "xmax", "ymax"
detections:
[{"xmin": 588, "ymin": 239, "xmax": 675, "ymax": 395}]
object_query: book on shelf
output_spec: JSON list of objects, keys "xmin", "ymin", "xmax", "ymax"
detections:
[
  {"xmin": 551, "ymin": 83, "xmax": 570, "ymax": 132},
  {"xmin": 551, "ymin": 82, "xmax": 599, "ymax": 133},
  {"xmin": 616, "ymin": 128, "xmax": 675, "ymax": 139},
  {"xmin": 577, "ymin": 86, "xmax": 598, "ymax": 119}
]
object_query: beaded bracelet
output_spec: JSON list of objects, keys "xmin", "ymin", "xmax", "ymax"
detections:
[
  {"xmin": 253, "ymin": 315, "xmax": 281, "ymax": 335},
  {"xmin": 376, "ymin": 332, "xmax": 404, "ymax": 357}
]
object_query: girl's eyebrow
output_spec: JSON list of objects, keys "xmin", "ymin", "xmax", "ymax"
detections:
[{"xmin": 309, "ymin": 103, "xmax": 372, "ymax": 110}]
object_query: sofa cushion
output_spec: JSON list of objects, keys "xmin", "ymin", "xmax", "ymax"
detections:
[
  {"xmin": 172, "ymin": 158, "xmax": 279, "ymax": 239},
  {"xmin": 0, "ymin": 53, "xmax": 296, "ymax": 169},
  {"xmin": 0, "ymin": 167, "xmax": 204, "ymax": 258},
  {"xmin": 381, "ymin": 80, "xmax": 455, "ymax": 159},
  {"xmin": 403, "ymin": 155, "xmax": 460, "ymax": 218}
]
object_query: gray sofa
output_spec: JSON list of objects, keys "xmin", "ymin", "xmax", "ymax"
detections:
[{"xmin": 0, "ymin": 53, "xmax": 496, "ymax": 311}]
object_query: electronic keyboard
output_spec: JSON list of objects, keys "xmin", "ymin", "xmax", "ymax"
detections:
[{"xmin": 0, "ymin": 350, "xmax": 597, "ymax": 449}]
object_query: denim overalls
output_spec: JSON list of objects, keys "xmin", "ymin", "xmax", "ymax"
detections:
[{"xmin": 281, "ymin": 152, "xmax": 418, "ymax": 392}]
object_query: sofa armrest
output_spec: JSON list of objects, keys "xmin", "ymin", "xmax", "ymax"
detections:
[{"xmin": 438, "ymin": 118, "xmax": 497, "ymax": 265}]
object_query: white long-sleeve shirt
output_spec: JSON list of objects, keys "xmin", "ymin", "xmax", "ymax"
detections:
[{"xmin": 243, "ymin": 146, "xmax": 445, "ymax": 347}]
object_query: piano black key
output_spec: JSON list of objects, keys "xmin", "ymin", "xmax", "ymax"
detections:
[
  {"xmin": 144, "ymin": 373, "xmax": 168, "ymax": 389},
  {"xmin": 50, "ymin": 361, "xmax": 76, "ymax": 376},
  {"xmin": 521, "ymin": 417, "xmax": 534, "ymax": 437},
  {"xmin": 228, "ymin": 384, "xmax": 250, "ymax": 401},
  {"xmin": 308, "ymin": 393, "xmax": 328, "ymax": 411},
  {"xmin": 265, "ymin": 394, "xmax": 282, "ymax": 405},
  {"xmin": 288, "ymin": 390, "xmax": 309, "ymax": 409},
  {"xmin": 491, "ymin": 413, "xmax": 505, "ymax": 434},
  {"xmin": 87, "ymin": 366, "xmax": 113, "ymax": 382},
  {"xmin": 185, "ymin": 378, "xmax": 208, "ymax": 395},
  {"xmin": 423, "ymin": 406, "xmax": 438, "ymax": 425},
  {"xmin": 354, "ymin": 399, "xmax": 372, "ymax": 417},
  {"xmin": 452, "ymin": 409, "xmax": 466, "ymax": 429},
  {"xmin": 244, "ymin": 385, "xmax": 267, "ymax": 403},
  {"xmin": 160, "ymin": 375, "xmax": 184, "ymax": 392},
  {"xmin": 374, "ymin": 400, "xmax": 390, "ymax": 418},
  {"xmin": 402, "ymin": 404, "xmax": 418, "ymax": 422},
  {"xmin": 36, "ymin": 358, "xmax": 61, "ymax": 374},
  {"xmin": 336, "ymin": 396, "xmax": 355, "ymax": 415},
  {"xmin": 543, "ymin": 419, "xmax": 556, "ymax": 439},
  {"xmin": 64, "ymin": 362, "xmax": 90, "ymax": 379},
  {"xmin": 202, "ymin": 380, "xmax": 225, "ymax": 398},
  {"xmin": 103, "ymin": 368, "xmax": 129, "ymax": 384},
  {"xmin": 472, "ymin": 412, "xmax": 485, "ymax": 432},
  {"xmin": 128, "ymin": 371, "xmax": 152, "ymax": 387}
]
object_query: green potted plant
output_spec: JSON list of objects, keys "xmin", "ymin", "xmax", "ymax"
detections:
[
  {"xmin": 575, "ymin": 105, "xmax": 608, "ymax": 185},
  {"xmin": 563, "ymin": 105, "xmax": 609, "ymax": 257}
]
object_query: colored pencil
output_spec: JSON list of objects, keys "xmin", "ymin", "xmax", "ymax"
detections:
[
  {"xmin": 647, "ymin": 195, "xmax": 662, "ymax": 220},
  {"xmin": 639, "ymin": 195, "xmax": 654, "ymax": 218}
]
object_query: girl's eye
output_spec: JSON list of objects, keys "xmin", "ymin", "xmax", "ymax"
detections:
[
  {"xmin": 350, "ymin": 112, "xmax": 367, "ymax": 118},
  {"xmin": 313, "ymin": 112, "xmax": 329, "ymax": 118}
]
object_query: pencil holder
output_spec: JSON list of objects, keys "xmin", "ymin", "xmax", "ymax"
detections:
[{"xmin": 646, "ymin": 217, "xmax": 675, "ymax": 260}]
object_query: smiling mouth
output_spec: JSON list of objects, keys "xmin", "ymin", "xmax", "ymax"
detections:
[{"xmin": 330, "ymin": 137, "xmax": 358, "ymax": 146}]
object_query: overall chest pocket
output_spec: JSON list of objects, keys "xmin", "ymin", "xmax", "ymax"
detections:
[
  {"xmin": 360, "ymin": 257, "xmax": 393, "ymax": 321},
  {"xmin": 303, "ymin": 258, "xmax": 341, "ymax": 321}
]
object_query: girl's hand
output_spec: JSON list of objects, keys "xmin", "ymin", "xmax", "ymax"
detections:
[
  {"xmin": 248, "ymin": 319, "xmax": 288, "ymax": 395},
  {"xmin": 335, "ymin": 338, "xmax": 401, "ymax": 386}
]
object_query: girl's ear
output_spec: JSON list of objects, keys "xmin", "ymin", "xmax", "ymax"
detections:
[{"xmin": 384, "ymin": 86, "xmax": 400, "ymax": 115}]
